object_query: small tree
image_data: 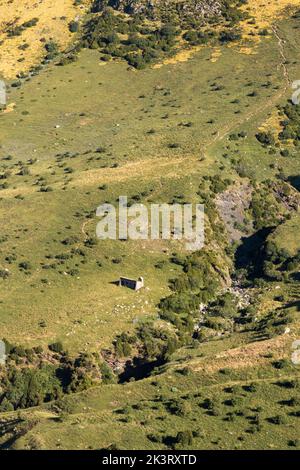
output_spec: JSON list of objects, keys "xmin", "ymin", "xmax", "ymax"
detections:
[
  {"xmin": 49, "ymin": 341, "xmax": 63, "ymax": 353},
  {"xmin": 69, "ymin": 21, "xmax": 79, "ymax": 33},
  {"xmin": 174, "ymin": 430, "xmax": 193, "ymax": 448}
]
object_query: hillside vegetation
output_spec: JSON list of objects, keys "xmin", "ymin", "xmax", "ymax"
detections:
[{"xmin": 0, "ymin": 0, "xmax": 299, "ymax": 450}]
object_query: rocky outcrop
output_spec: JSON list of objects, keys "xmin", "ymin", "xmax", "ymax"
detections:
[{"xmin": 92, "ymin": 0, "xmax": 223, "ymax": 19}]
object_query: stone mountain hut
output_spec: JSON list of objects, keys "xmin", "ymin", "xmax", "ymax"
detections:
[{"xmin": 119, "ymin": 276, "xmax": 144, "ymax": 291}]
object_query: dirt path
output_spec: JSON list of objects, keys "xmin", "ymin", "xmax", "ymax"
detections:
[
  {"xmin": 81, "ymin": 219, "xmax": 92, "ymax": 240},
  {"xmin": 271, "ymin": 24, "xmax": 292, "ymax": 88}
]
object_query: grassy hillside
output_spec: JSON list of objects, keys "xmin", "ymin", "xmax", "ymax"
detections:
[
  {"xmin": 2, "ymin": 329, "xmax": 300, "ymax": 450},
  {"xmin": 0, "ymin": 0, "xmax": 91, "ymax": 79},
  {"xmin": 1, "ymin": 6, "xmax": 299, "ymax": 350},
  {"xmin": 0, "ymin": 0, "xmax": 299, "ymax": 450}
]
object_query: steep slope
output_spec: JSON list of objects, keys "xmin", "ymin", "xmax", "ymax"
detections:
[
  {"xmin": 0, "ymin": 1, "xmax": 300, "ymax": 450},
  {"xmin": 0, "ymin": 0, "xmax": 90, "ymax": 79}
]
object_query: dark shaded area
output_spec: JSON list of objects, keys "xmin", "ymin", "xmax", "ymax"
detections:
[
  {"xmin": 288, "ymin": 175, "xmax": 300, "ymax": 192},
  {"xmin": 290, "ymin": 271, "xmax": 300, "ymax": 282},
  {"xmin": 162, "ymin": 435, "xmax": 177, "ymax": 448},
  {"xmin": 55, "ymin": 364, "xmax": 73, "ymax": 390},
  {"xmin": 0, "ymin": 418, "xmax": 32, "ymax": 450},
  {"xmin": 234, "ymin": 227, "xmax": 275, "ymax": 275},
  {"xmin": 118, "ymin": 356, "xmax": 165, "ymax": 383},
  {"xmin": 282, "ymin": 299, "xmax": 300, "ymax": 311}
]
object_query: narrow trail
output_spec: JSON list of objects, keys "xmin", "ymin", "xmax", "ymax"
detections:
[
  {"xmin": 271, "ymin": 24, "xmax": 292, "ymax": 88},
  {"xmin": 202, "ymin": 373, "xmax": 300, "ymax": 389},
  {"xmin": 81, "ymin": 219, "xmax": 92, "ymax": 240},
  {"xmin": 3, "ymin": 371, "xmax": 299, "ymax": 421}
]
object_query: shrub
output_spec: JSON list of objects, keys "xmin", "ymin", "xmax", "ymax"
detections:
[
  {"xmin": 244, "ymin": 383, "xmax": 257, "ymax": 393},
  {"xmin": 256, "ymin": 131, "xmax": 275, "ymax": 146},
  {"xmin": 0, "ymin": 398, "xmax": 14, "ymax": 412},
  {"xmin": 0, "ymin": 269, "xmax": 9, "ymax": 279},
  {"xmin": 69, "ymin": 21, "xmax": 79, "ymax": 33},
  {"xmin": 100, "ymin": 362, "xmax": 116, "ymax": 384},
  {"xmin": 168, "ymin": 398, "xmax": 191, "ymax": 417},
  {"xmin": 2, "ymin": 365, "xmax": 63, "ymax": 409},
  {"xmin": 272, "ymin": 359, "xmax": 289, "ymax": 370},
  {"xmin": 48, "ymin": 341, "xmax": 64, "ymax": 353},
  {"xmin": 84, "ymin": 236, "xmax": 98, "ymax": 247},
  {"xmin": 174, "ymin": 430, "xmax": 193, "ymax": 448},
  {"xmin": 62, "ymin": 236, "xmax": 79, "ymax": 245},
  {"xmin": 19, "ymin": 261, "xmax": 32, "ymax": 271},
  {"xmin": 219, "ymin": 30, "xmax": 241, "ymax": 43},
  {"xmin": 288, "ymin": 439, "xmax": 299, "ymax": 448},
  {"xmin": 115, "ymin": 333, "xmax": 133, "ymax": 357},
  {"xmin": 269, "ymin": 414, "xmax": 287, "ymax": 425}
]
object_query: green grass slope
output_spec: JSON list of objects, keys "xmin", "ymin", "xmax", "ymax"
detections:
[{"xmin": 0, "ymin": 5, "xmax": 300, "ymax": 450}]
